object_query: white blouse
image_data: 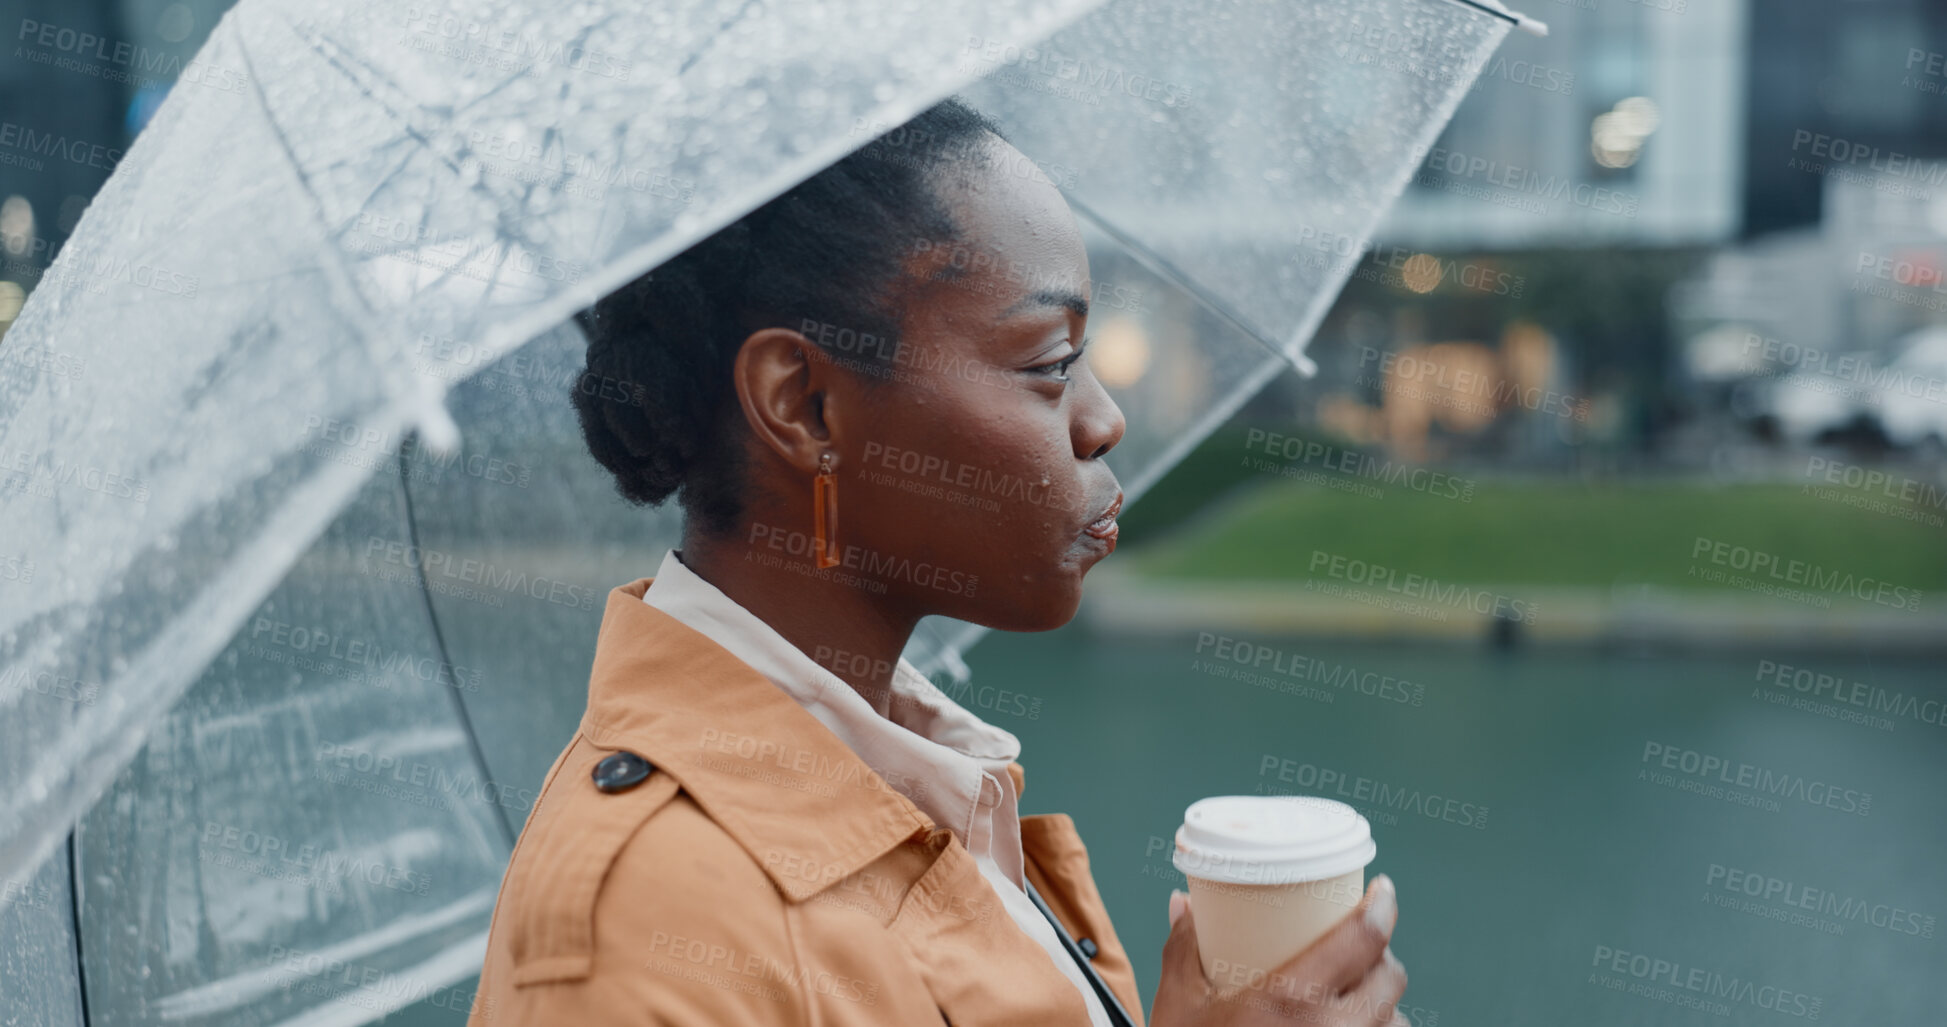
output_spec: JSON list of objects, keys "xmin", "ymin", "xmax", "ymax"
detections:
[{"xmin": 642, "ymin": 547, "xmax": 1113, "ymax": 1027}]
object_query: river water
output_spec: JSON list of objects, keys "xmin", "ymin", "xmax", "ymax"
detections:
[{"xmin": 969, "ymin": 626, "xmax": 1946, "ymax": 1025}]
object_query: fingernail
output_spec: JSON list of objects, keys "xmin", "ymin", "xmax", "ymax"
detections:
[
  {"xmin": 1168, "ymin": 889, "xmax": 1188, "ymax": 926},
  {"xmin": 1366, "ymin": 874, "xmax": 1396, "ymax": 932}
]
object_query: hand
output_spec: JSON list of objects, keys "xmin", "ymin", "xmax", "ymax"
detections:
[{"xmin": 1149, "ymin": 875, "xmax": 1409, "ymax": 1027}]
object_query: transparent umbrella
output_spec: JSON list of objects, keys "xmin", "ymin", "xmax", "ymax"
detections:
[{"xmin": 0, "ymin": 0, "xmax": 1534, "ymax": 1022}]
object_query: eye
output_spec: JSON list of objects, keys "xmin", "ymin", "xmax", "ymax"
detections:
[{"xmin": 1028, "ymin": 337, "xmax": 1090, "ymax": 383}]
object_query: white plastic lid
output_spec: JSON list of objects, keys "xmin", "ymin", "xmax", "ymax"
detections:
[{"xmin": 1173, "ymin": 795, "xmax": 1376, "ymax": 886}]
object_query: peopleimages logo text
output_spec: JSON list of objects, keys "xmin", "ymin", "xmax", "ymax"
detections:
[
  {"xmin": 1589, "ymin": 945, "xmax": 1822, "ymax": 1019},
  {"xmin": 1259, "ymin": 756, "xmax": 1488, "ymax": 829},
  {"xmin": 1309, "ymin": 550, "xmax": 1538, "ymax": 624},
  {"xmin": 1755, "ymin": 659, "xmax": 1947, "ymax": 729},
  {"xmin": 1639, "ymin": 742, "xmax": 1871, "ymax": 816},
  {"xmin": 363, "ymin": 538, "xmax": 598, "ymax": 610},
  {"xmin": 1705, "ymin": 864, "xmax": 1936, "ymax": 938},
  {"xmin": 1690, "ymin": 537, "xmax": 1922, "ymax": 612},
  {"xmin": 1357, "ymin": 346, "xmax": 1589, "ymax": 421},
  {"xmin": 1244, "ymin": 429, "xmax": 1476, "ymax": 502},
  {"xmin": 1414, "ymin": 145, "xmax": 1638, "ymax": 218},
  {"xmin": 1789, "ymin": 130, "xmax": 1947, "ymax": 188}
]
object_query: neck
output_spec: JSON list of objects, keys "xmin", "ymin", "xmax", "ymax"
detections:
[{"xmin": 677, "ymin": 525, "xmax": 921, "ymax": 717}]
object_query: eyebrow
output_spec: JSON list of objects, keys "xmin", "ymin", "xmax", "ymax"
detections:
[{"xmin": 1001, "ymin": 289, "xmax": 1090, "ymax": 320}]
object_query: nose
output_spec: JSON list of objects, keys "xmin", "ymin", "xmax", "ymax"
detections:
[{"xmin": 1074, "ymin": 371, "xmax": 1125, "ymax": 461}]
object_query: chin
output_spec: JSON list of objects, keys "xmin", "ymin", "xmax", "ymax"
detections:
[
  {"xmin": 948, "ymin": 542, "xmax": 1104, "ymax": 632},
  {"xmin": 978, "ymin": 581, "xmax": 1087, "ymax": 633}
]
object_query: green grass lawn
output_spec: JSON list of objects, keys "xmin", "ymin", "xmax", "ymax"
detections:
[{"xmin": 1124, "ymin": 476, "xmax": 1947, "ymax": 594}]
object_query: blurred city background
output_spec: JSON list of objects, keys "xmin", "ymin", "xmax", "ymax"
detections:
[{"xmin": 3, "ymin": 0, "xmax": 1943, "ymax": 1023}]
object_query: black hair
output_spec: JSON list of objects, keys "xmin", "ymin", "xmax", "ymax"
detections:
[{"xmin": 571, "ymin": 97, "xmax": 1006, "ymax": 536}]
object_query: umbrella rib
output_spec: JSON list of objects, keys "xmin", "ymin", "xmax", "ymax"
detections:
[
  {"xmin": 231, "ymin": 16, "xmax": 389, "ymax": 350},
  {"xmin": 324, "ymin": 145, "xmax": 426, "ymax": 251},
  {"xmin": 1062, "ymin": 196, "xmax": 1314, "ymax": 377},
  {"xmin": 65, "ymin": 836, "xmax": 93, "ymax": 1026},
  {"xmin": 395, "ymin": 454, "xmax": 518, "ymax": 848},
  {"xmin": 568, "ymin": 13, "xmax": 620, "ymax": 70},
  {"xmin": 282, "ymin": 15, "xmax": 567, "ymax": 334},
  {"xmin": 285, "ymin": 17, "xmax": 530, "ymax": 297},
  {"xmin": 679, "ymin": 0, "xmax": 763, "ymax": 76},
  {"xmin": 1441, "ymin": 0, "xmax": 1520, "ymax": 26}
]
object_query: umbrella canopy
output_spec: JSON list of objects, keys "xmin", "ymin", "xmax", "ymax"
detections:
[{"xmin": 0, "ymin": 0, "xmax": 1527, "ymax": 1021}]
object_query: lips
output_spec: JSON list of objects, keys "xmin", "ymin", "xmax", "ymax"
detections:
[{"xmin": 1083, "ymin": 489, "xmax": 1123, "ymax": 540}]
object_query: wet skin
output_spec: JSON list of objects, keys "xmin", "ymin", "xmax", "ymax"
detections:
[{"xmin": 676, "ymin": 132, "xmax": 1127, "ymax": 713}]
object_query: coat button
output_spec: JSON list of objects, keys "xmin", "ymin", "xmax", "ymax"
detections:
[
  {"xmin": 592, "ymin": 751, "xmax": 654, "ymax": 793},
  {"xmin": 1077, "ymin": 937, "xmax": 1099, "ymax": 960}
]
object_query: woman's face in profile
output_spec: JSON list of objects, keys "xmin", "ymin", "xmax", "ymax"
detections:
[{"xmin": 830, "ymin": 133, "xmax": 1126, "ymax": 632}]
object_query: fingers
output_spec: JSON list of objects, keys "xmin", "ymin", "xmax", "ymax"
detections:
[
  {"xmin": 1159, "ymin": 894, "xmax": 1204, "ymax": 983},
  {"xmin": 1151, "ymin": 903, "xmax": 1217, "ymax": 1027},
  {"xmin": 1275, "ymin": 874, "xmax": 1398, "ymax": 997},
  {"xmin": 1155, "ymin": 879, "xmax": 1403, "ymax": 1027},
  {"xmin": 1158, "ymin": 890, "xmax": 1203, "ymax": 990},
  {"xmin": 1342, "ymin": 946, "xmax": 1409, "ymax": 1026}
]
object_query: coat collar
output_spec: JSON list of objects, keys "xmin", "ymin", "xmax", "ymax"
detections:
[{"xmin": 579, "ymin": 578, "xmax": 940, "ymax": 903}]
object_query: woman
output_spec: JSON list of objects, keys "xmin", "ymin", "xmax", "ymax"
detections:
[{"xmin": 470, "ymin": 98, "xmax": 1407, "ymax": 1026}]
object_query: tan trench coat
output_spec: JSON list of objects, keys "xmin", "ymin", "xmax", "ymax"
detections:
[{"xmin": 469, "ymin": 578, "xmax": 1148, "ymax": 1025}]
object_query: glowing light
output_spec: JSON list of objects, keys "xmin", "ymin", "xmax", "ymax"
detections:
[
  {"xmin": 1090, "ymin": 316, "xmax": 1150, "ymax": 388},
  {"xmin": 1400, "ymin": 253, "xmax": 1443, "ymax": 294},
  {"xmin": 0, "ymin": 281, "xmax": 23, "ymax": 323},
  {"xmin": 1612, "ymin": 96, "xmax": 1661, "ymax": 135},
  {"xmin": 156, "ymin": 3, "xmax": 195, "ymax": 43},
  {"xmin": 0, "ymin": 196, "xmax": 32, "ymax": 258},
  {"xmin": 1591, "ymin": 96, "xmax": 1659, "ymax": 169}
]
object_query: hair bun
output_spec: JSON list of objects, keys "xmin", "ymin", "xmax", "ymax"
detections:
[
  {"xmin": 571, "ymin": 231, "xmax": 744, "ymax": 507},
  {"xmin": 567, "ymin": 97, "xmax": 1004, "ymax": 535}
]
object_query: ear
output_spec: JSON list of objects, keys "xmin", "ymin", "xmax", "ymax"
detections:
[{"xmin": 730, "ymin": 327, "xmax": 841, "ymax": 475}]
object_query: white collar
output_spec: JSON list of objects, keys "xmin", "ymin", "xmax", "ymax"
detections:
[{"xmin": 640, "ymin": 547, "xmax": 1023, "ymax": 842}]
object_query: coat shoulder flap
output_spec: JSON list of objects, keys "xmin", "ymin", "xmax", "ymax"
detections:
[
  {"xmin": 498, "ymin": 735, "xmax": 683, "ymax": 987},
  {"xmin": 1021, "ymin": 812, "xmax": 1148, "ymax": 1027}
]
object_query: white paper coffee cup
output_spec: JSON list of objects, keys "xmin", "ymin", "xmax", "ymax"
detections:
[{"xmin": 1172, "ymin": 795, "xmax": 1377, "ymax": 993}]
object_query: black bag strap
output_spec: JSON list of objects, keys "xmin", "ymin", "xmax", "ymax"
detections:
[{"xmin": 1023, "ymin": 877, "xmax": 1139, "ymax": 1027}]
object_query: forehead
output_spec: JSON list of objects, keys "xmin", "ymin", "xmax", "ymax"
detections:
[{"xmin": 902, "ymin": 137, "xmax": 1089, "ymax": 316}]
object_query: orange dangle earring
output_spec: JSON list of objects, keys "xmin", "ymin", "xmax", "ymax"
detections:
[{"xmin": 812, "ymin": 450, "xmax": 839, "ymax": 568}]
